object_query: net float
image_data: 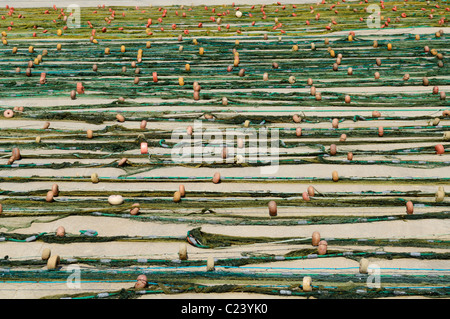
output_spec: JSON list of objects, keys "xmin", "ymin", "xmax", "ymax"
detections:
[
  {"xmin": 424, "ymin": 46, "xmax": 430, "ymax": 53},
  {"xmin": 134, "ymin": 77, "xmax": 140, "ymax": 84},
  {"xmin": 28, "ymin": 46, "xmax": 34, "ymax": 53},
  {"xmin": 432, "ymin": 118, "xmax": 440, "ymax": 126},
  {"xmin": 92, "ymin": 64, "xmax": 98, "ymax": 72},
  {"xmin": 3, "ymin": 109, "xmax": 13, "ymax": 118},
  {"xmin": 104, "ymin": 47, "xmax": 110, "ymax": 55},
  {"xmin": 179, "ymin": 243, "xmax": 188, "ymax": 260},
  {"xmin": 116, "ymin": 114, "xmax": 125, "ymax": 122},
  {"xmin": 56, "ymin": 43, "xmax": 61, "ymax": 50},
  {"xmin": 332, "ymin": 118, "xmax": 339, "ymax": 128},
  {"xmin": 330, "ymin": 144, "xmax": 337, "ymax": 155},
  {"xmin": 435, "ymin": 144, "xmax": 445, "ymax": 154},
  {"xmin": 47, "ymin": 255, "xmax": 60, "ymax": 270},
  {"xmin": 311, "ymin": 43, "xmax": 316, "ymax": 50},
  {"xmin": 213, "ymin": 172, "xmax": 221, "ymax": 184},
  {"xmin": 440, "ymin": 92, "xmax": 446, "ymax": 100},
  {"xmin": 347, "ymin": 67, "xmax": 353, "ymax": 75},
  {"xmin": 423, "ymin": 77, "xmax": 429, "ymax": 86},
  {"xmin": 178, "ymin": 77, "xmax": 184, "ymax": 86},
  {"xmin": 339, "ymin": 134, "xmax": 347, "ymax": 142},
  {"xmin": 263, "ymin": 72, "xmax": 269, "ymax": 81},
  {"xmin": 185, "ymin": 64, "xmax": 190, "ymax": 72},
  {"xmin": 302, "ymin": 191, "xmax": 310, "ymax": 201},
  {"xmin": 76, "ymin": 82, "xmax": 84, "ymax": 94},
  {"xmin": 344, "ymin": 95, "xmax": 351, "ymax": 103},
  {"xmin": 173, "ymin": 191, "xmax": 181, "ymax": 203},
  {"xmin": 347, "ymin": 152, "xmax": 353, "ymax": 160},
  {"xmin": 141, "ymin": 142, "xmax": 148, "ymax": 154},
  {"xmin": 406, "ymin": 201, "xmax": 414, "ymax": 214},
  {"xmin": 244, "ymin": 120, "xmax": 250, "ymax": 127},
  {"xmin": 193, "ymin": 91, "xmax": 200, "ymax": 100},
  {"xmin": 235, "ymin": 137, "xmax": 245, "ymax": 149},
  {"xmin": 86, "ymin": 129, "xmax": 93, "ymax": 139},
  {"xmin": 293, "ymin": 114, "xmax": 301, "ymax": 123},
  {"xmin": 317, "ymin": 240, "xmax": 327, "ymax": 255},
  {"xmin": 372, "ymin": 111, "xmax": 381, "ymax": 117},
  {"xmin": 332, "ymin": 63, "xmax": 338, "ymax": 71},
  {"xmin": 52, "ymin": 184, "xmax": 59, "ymax": 197},
  {"xmin": 135, "ymin": 275, "xmax": 148, "ymax": 289},
  {"xmin": 179, "ymin": 185, "xmax": 186, "ymax": 197},
  {"xmin": 387, "ymin": 43, "xmax": 392, "ymax": 50},
  {"xmin": 199, "ymin": 47, "xmax": 204, "ymax": 55},
  {"xmin": 292, "ymin": 44, "xmax": 298, "ymax": 51},
  {"xmin": 130, "ymin": 206, "xmax": 140, "ymax": 215},
  {"xmin": 268, "ymin": 200, "xmax": 277, "ymax": 216},
  {"xmin": 435, "ymin": 187, "xmax": 445, "ymax": 202},
  {"xmin": 15, "ymin": 67, "xmax": 20, "ymax": 73},
  {"xmin": 91, "ymin": 173, "xmax": 99, "ymax": 183},
  {"xmin": 332, "ymin": 171, "xmax": 339, "ymax": 182},
  {"xmin": 12, "ymin": 147, "xmax": 21, "ymax": 160},
  {"xmin": 140, "ymin": 120, "xmax": 147, "ymax": 130},
  {"xmin": 187, "ymin": 126, "xmax": 193, "ymax": 135},
  {"xmin": 152, "ymin": 72, "xmax": 158, "ymax": 82},
  {"xmin": 315, "ymin": 92, "xmax": 322, "ymax": 101},
  {"xmin": 302, "ymin": 276, "xmax": 312, "ymax": 292},
  {"xmin": 288, "ymin": 75, "xmax": 296, "ymax": 84},
  {"xmin": 415, "ymin": 34, "xmax": 420, "ymax": 40},
  {"xmin": 374, "ymin": 72, "xmax": 380, "ymax": 79},
  {"xmin": 403, "ymin": 73, "xmax": 410, "ymax": 81},
  {"xmin": 46, "ymin": 190, "xmax": 54, "ymax": 202},
  {"xmin": 373, "ymin": 40, "xmax": 378, "ymax": 48},
  {"xmin": 207, "ymin": 256, "xmax": 215, "ymax": 271},
  {"xmin": 56, "ymin": 226, "xmax": 65, "ymax": 237},
  {"xmin": 239, "ymin": 69, "xmax": 245, "ymax": 77},
  {"xmin": 295, "ymin": 127, "xmax": 302, "ymax": 137},
  {"xmin": 43, "ymin": 121, "xmax": 50, "ymax": 129},
  {"xmin": 433, "ymin": 86, "xmax": 439, "ymax": 94},
  {"xmin": 26, "ymin": 68, "xmax": 32, "ymax": 76},
  {"xmin": 378, "ymin": 126, "xmax": 384, "ymax": 137},
  {"xmin": 134, "ymin": 68, "xmax": 140, "ymax": 75},
  {"xmin": 41, "ymin": 248, "xmax": 51, "ymax": 261},
  {"xmin": 108, "ymin": 195, "xmax": 124, "ymax": 205},
  {"xmin": 70, "ymin": 90, "xmax": 76, "ymax": 100},
  {"xmin": 359, "ymin": 258, "xmax": 369, "ymax": 274},
  {"xmin": 118, "ymin": 158, "xmax": 128, "ymax": 166},
  {"xmin": 122, "ymin": 66, "xmax": 127, "ymax": 73},
  {"xmin": 272, "ymin": 62, "xmax": 279, "ymax": 69},
  {"xmin": 324, "ymin": 38, "xmax": 329, "ymax": 45},
  {"xmin": 222, "ymin": 97, "xmax": 228, "ymax": 106},
  {"xmin": 36, "ymin": 136, "xmax": 41, "ymax": 143},
  {"xmin": 312, "ymin": 231, "xmax": 320, "ymax": 246}
]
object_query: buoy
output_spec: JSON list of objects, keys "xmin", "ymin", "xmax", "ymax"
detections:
[
  {"xmin": 12, "ymin": 148, "xmax": 21, "ymax": 160},
  {"xmin": 179, "ymin": 185, "xmax": 186, "ymax": 197},
  {"xmin": 406, "ymin": 201, "xmax": 414, "ymax": 214},
  {"xmin": 207, "ymin": 256, "xmax": 215, "ymax": 271},
  {"xmin": 47, "ymin": 255, "xmax": 60, "ymax": 269},
  {"xmin": 179, "ymin": 243, "xmax": 188, "ymax": 260},
  {"xmin": 332, "ymin": 118, "xmax": 339, "ymax": 128},
  {"xmin": 302, "ymin": 276, "xmax": 312, "ymax": 292},
  {"xmin": 268, "ymin": 200, "xmax": 277, "ymax": 216},
  {"xmin": 173, "ymin": 191, "xmax": 181, "ymax": 202},
  {"xmin": 108, "ymin": 195, "xmax": 124, "ymax": 205},
  {"xmin": 91, "ymin": 172, "xmax": 99, "ymax": 183},
  {"xmin": 302, "ymin": 191, "xmax": 310, "ymax": 201},
  {"xmin": 312, "ymin": 231, "xmax": 320, "ymax": 246},
  {"xmin": 435, "ymin": 187, "xmax": 445, "ymax": 202},
  {"xmin": 45, "ymin": 190, "xmax": 54, "ymax": 202},
  {"xmin": 359, "ymin": 258, "xmax": 369, "ymax": 274},
  {"xmin": 330, "ymin": 144, "xmax": 337, "ymax": 155},
  {"xmin": 3, "ymin": 109, "xmax": 13, "ymax": 118},
  {"xmin": 435, "ymin": 144, "xmax": 445, "ymax": 155},
  {"xmin": 293, "ymin": 114, "xmax": 301, "ymax": 123},
  {"xmin": 332, "ymin": 171, "xmax": 339, "ymax": 182},
  {"xmin": 116, "ymin": 114, "xmax": 125, "ymax": 122},
  {"xmin": 56, "ymin": 226, "xmax": 65, "ymax": 237},
  {"xmin": 141, "ymin": 142, "xmax": 148, "ymax": 154},
  {"xmin": 130, "ymin": 205, "xmax": 140, "ymax": 215},
  {"xmin": 51, "ymin": 184, "xmax": 59, "ymax": 197},
  {"xmin": 134, "ymin": 275, "xmax": 147, "ymax": 289},
  {"xmin": 213, "ymin": 172, "xmax": 221, "ymax": 184},
  {"xmin": 317, "ymin": 240, "xmax": 327, "ymax": 255},
  {"xmin": 41, "ymin": 248, "xmax": 51, "ymax": 261}
]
